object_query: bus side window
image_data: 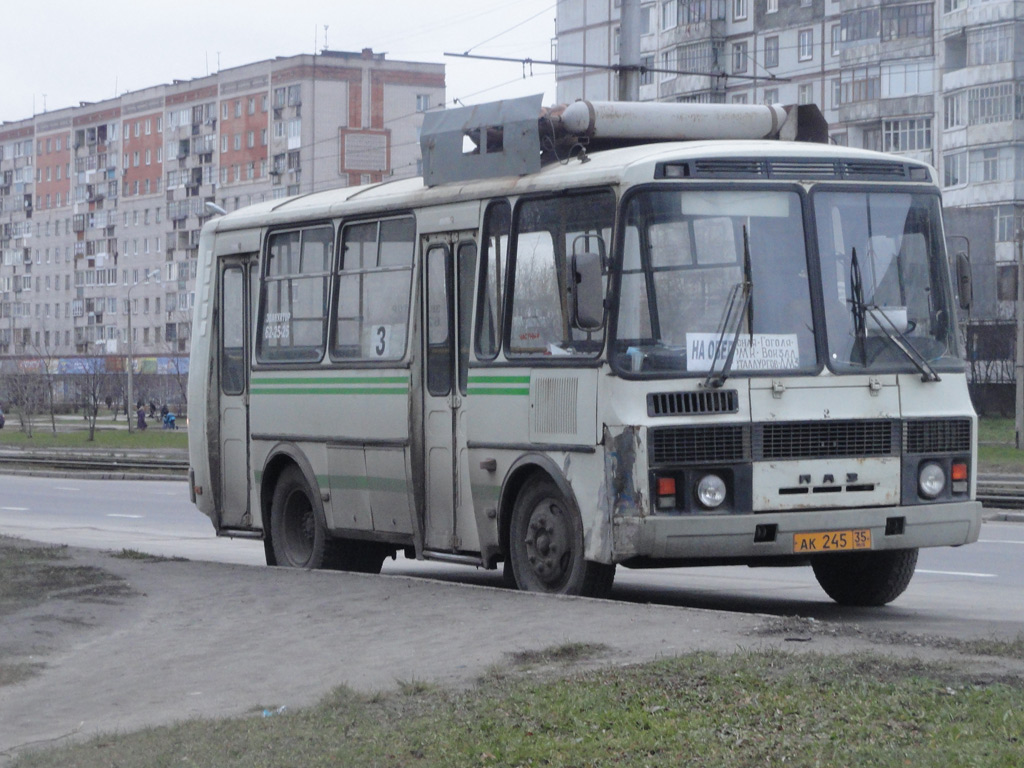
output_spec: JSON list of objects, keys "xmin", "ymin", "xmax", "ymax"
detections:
[
  {"xmin": 257, "ymin": 225, "xmax": 332, "ymax": 363},
  {"xmin": 333, "ymin": 216, "xmax": 415, "ymax": 361},
  {"xmin": 508, "ymin": 191, "xmax": 614, "ymax": 358},
  {"xmin": 221, "ymin": 267, "xmax": 245, "ymax": 395},
  {"xmin": 475, "ymin": 201, "xmax": 510, "ymax": 360}
]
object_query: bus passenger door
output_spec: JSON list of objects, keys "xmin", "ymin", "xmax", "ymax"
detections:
[
  {"xmin": 218, "ymin": 258, "xmax": 256, "ymax": 530},
  {"xmin": 422, "ymin": 233, "xmax": 478, "ymax": 553}
]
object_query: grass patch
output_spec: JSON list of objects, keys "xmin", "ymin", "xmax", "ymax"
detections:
[
  {"xmin": 111, "ymin": 549, "xmax": 187, "ymax": 563},
  {"xmin": 0, "ymin": 425, "xmax": 187, "ymax": 451},
  {"xmin": 0, "ymin": 538, "xmax": 133, "ymax": 616},
  {"xmin": 508, "ymin": 642, "xmax": 611, "ymax": 667},
  {"xmin": 977, "ymin": 417, "xmax": 1024, "ymax": 473},
  {"xmin": 11, "ymin": 650, "xmax": 1024, "ymax": 768}
]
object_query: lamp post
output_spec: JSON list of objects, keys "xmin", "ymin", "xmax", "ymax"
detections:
[{"xmin": 126, "ymin": 271, "xmax": 152, "ymax": 433}]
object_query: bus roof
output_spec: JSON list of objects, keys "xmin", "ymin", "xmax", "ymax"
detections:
[{"xmin": 205, "ymin": 139, "xmax": 936, "ymax": 235}]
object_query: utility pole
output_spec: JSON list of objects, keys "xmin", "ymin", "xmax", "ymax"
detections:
[
  {"xmin": 618, "ymin": 0, "xmax": 641, "ymax": 102},
  {"xmin": 1016, "ymin": 230, "xmax": 1024, "ymax": 448}
]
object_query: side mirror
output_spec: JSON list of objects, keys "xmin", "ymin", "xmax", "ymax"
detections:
[
  {"xmin": 956, "ymin": 251, "xmax": 972, "ymax": 311},
  {"xmin": 571, "ymin": 251, "xmax": 604, "ymax": 331}
]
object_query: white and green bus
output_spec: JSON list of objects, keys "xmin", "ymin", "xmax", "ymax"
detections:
[{"xmin": 187, "ymin": 96, "xmax": 982, "ymax": 605}]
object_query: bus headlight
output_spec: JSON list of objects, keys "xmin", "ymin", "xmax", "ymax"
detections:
[
  {"xmin": 918, "ymin": 462, "xmax": 945, "ymax": 499},
  {"xmin": 696, "ymin": 474, "xmax": 727, "ymax": 509}
]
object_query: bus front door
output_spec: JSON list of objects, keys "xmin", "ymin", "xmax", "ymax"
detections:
[
  {"xmin": 217, "ymin": 258, "xmax": 256, "ymax": 530},
  {"xmin": 422, "ymin": 234, "xmax": 478, "ymax": 554}
]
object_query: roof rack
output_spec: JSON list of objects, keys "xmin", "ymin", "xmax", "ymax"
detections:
[{"xmin": 419, "ymin": 94, "xmax": 829, "ymax": 187}]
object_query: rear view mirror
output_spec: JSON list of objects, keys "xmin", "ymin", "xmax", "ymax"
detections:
[
  {"xmin": 955, "ymin": 251, "xmax": 972, "ymax": 311},
  {"xmin": 571, "ymin": 251, "xmax": 604, "ymax": 331}
]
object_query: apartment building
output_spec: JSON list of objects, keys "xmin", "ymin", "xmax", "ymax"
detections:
[
  {"xmin": 555, "ymin": 0, "xmax": 1019, "ymax": 320},
  {"xmin": 0, "ymin": 49, "xmax": 444, "ymax": 361}
]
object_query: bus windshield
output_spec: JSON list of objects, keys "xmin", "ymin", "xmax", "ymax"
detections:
[
  {"xmin": 614, "ymin": 188, "xmax": 817, "ymax": 376},
  {"xmin": 813, "ymin": 190, "xmax": 962, "ymax": 374}
]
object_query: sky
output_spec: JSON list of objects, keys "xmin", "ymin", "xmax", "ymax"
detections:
[{"xmin": 0, "ymin": 0, "xmax": 558, "ymax": 123}]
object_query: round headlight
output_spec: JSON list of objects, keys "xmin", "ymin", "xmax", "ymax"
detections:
[
  {"xmin": 918, "ymin": 462, "xmax": 946, "ymax": 499},
  {"xmin": 696, "ymin": 474, "xmax": 727, "ymax": 509}
]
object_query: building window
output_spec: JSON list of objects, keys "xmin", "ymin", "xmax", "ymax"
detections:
[
  {"xmin": 967, "ymin": 24, "xmax": 1014, "ymax": 66},
  {"xmin": 882, "ymin": 60, "xmax": 934, "ymax": 98},
  {"xmin": 662, "ymin": 0, "xmax": 678, "ymax": 30},
  {"xmin": 731, "ymin": 93, "xmax": 749, "ymax": 104},
  {"xmin": 996, "ymin": 205, "xmax": 1021, "ymax": 242},
  {"xmin": 733, "ymin": 41, "xmax": 748, "ymax": 74},
  {"xmin": 944, "ymin": 92, "xmax": 965, "ymax": 130},
  {"xmin": 798, "ymin": 29, "xmax": 813, "ymax": 61},
  {"xmin": 798, "ymin": 83, "xmax": 813, "ymax": 104},
  {"xmin": 882, "ymin": 117, "xmax": 932, "ymax": 152},
  {"xmin": 416, "ymin": 94, "xmax": 431, "ymax": 112},
  {"xmin": 640, "ymin": 55, "xmax": 655, "ymax": 85},
  {"xmin": 734, "ymin": 0, "xmax": 747, "ymax": 20},
  {"xmin": 840, "ymin": 65, "xmax": 880, "ymax": 104},
  {"xmin": 841, "ymin": 8, "xmax": 880, "ymax": 43},
  {"xmin": 764, "ymin": 36, "xmax": 779, "ymax": 68},
  {"xmin": 764, "ymin": 88, "xmax": 779, "ymax": 105},
  {"xmin": 831, "ymin": 24, "xmax": 841, "ymax": 56},
  {"xmin": 881, "ymin": 3, "xmax": 932, "ymax": 42},
  {"xmin": 967, "ymin": 83, "xmax": 1018, "ymax": 125},
  {"xmin": 943, "ymin": 151, "xmax": 966, "ymax": 187},
  {"xmin": 766, "ymin": 0, "xmax": 778, "ymax": 13}
]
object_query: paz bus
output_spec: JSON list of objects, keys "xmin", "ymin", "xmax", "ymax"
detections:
[{"xmin": 187, "ymin": 95, "xmax": 982, "ymax": 605}]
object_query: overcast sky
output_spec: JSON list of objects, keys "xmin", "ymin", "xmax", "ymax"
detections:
[{"xmin": 0, "ymin": 0, "xmax": 557, "ymax": 123}]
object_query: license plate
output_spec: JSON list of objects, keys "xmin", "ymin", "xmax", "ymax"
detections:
[{"xmin": 793, "ymin": 529, "xmax": 872, "ymax": 554}]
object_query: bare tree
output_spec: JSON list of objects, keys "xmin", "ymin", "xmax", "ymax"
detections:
[
  {"xmin": 0, "ymin": 360, "xmax": 48, "ymax": 438},
  {"xmin": 72, "ymin": 356, "xmax": 109, "ymax": 442}
]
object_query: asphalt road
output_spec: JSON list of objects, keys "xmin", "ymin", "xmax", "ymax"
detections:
[{"xmin": 1, "ymin": 474, "xmax": 1021, "ymax": 640}]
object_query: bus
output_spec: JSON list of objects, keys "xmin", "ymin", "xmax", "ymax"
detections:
[{"xmin": 187, "ymin": 95, "xmax": 982, "ymax": 605}]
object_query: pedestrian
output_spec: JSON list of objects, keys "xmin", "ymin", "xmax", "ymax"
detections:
[{"xmin": 137, "ymin": 404, "xmax": 147, "ymax": 431}]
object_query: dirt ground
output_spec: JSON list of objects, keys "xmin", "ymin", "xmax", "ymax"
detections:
[{"xmin": 1, "ymin": 537, "xmax": 1022, "ymax": 766}]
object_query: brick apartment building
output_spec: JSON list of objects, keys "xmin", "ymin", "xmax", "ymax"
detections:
[{"xmin": 0, "ymin": 49, "xmax": 444, "ymax": 362}]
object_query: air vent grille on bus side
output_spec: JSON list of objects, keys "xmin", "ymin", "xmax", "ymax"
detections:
[
  {"xmin": 650, "ymin": 425, "xmax": 750, "ymax": 465},
  {"xmin": 754, "ymin": 419, "xmax": 899, "ymax": 460},
  {"xmin": 647, "ymin": 390, "xmax": 739, "ymax": 417},
  {"xmin": 903, "ymin": 418, "xmax": 972, "ymax": 454}
]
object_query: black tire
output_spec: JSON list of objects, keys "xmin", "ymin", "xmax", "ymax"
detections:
[
  {"xmin": 508, "ymin": 476, "xmax": 615, "ymax": 598},
  {"xmin": 811, "ymin": 548, "xmax": 918, "ymax": 606},
  {"xmin": 325, "ymin": 539, "xmax": 388, "ymax": 574},
  {"xmin": 269, "ymin": 465, "xmax": 327, "ymax": 569}
]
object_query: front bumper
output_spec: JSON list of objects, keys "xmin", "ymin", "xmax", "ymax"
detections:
[{"xmin": 614, "ymin": 500, "xmax": 983, "ymax": 563}]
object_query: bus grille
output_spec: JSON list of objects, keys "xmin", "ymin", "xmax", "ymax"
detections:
[
  {"xmin": 904, "ymin": 418, "xmax": 972, "ymax": 454},
  {"xmin": 650, "ymin": 425, "xmax": 749, "ymax": 465},
  {"xmin": 647, "ymin": 389, "xmax": 738, "ymax": 416},
  {"xmin": 754, "ymin": 420, "xmax": 898, "ymax": 460}
]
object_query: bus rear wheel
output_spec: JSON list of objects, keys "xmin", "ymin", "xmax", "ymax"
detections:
[
  {"xmin": 508, "ymin": 477, "xmax": 614, "ymax": 598},
  {"xmin": 811, "ymin": 548, "xmax": 918, "ymax": 606},
  {"xmin": 270, "ymin": 466, "xmax": 327, "ymax": 569}
]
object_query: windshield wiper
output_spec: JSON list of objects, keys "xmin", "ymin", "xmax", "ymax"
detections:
[
  {"xmin": 848, "ymin": 248, "xmax": 939, "ymax": 383},
  {"xmin": 704, "ymin": 225, "xmax": 753, "ymax": 389},
  {"xmin": 864, "ymin": 305, "xmax": 940, "ymax": 382}
]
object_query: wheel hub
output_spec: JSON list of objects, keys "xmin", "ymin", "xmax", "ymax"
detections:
[{"xmin": 524, "ymin": 502, "xmax": 571, "ymax": 585}]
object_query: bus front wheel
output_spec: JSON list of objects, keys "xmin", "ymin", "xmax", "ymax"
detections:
[
  {"xmin": 508, "ymin": 477, "xmax": 614, "ymax": 598},
  {"xmin": 270, "ymin": 466, "xmax": 327, "ymax": 569},
  {"xmin": 811, "ymin": 548, "xmax": 918, "ymax": 606}
]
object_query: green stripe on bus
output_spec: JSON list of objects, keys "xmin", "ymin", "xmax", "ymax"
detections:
[
  {"xmin": 467, "ymin": 375, "xmax": 530, "ymax": 383},
  {"xmin": 251, "ymin": 387, "xmax": 408, "ymax": 396},
  {"xmin": 467, "ymin": 387, "xmax": 530, "ymax": 396}
]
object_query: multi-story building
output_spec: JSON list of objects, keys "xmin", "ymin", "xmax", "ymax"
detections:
[
  {"xmin": 0, "ymin": 49, "xmax": 444, "ymax": 364},
  {"xmin": 555, "ymin": 0, "xmax": 1018, "ymax": 321}
]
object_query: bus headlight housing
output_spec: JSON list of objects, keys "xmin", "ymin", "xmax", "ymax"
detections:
[
  {"xmin": 696, "ymin": 474, "xmax": 727, "ymax": 509},
  {"xmin": 918, "ymin": 462, "xmax": 946, "ymax": 499}
]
